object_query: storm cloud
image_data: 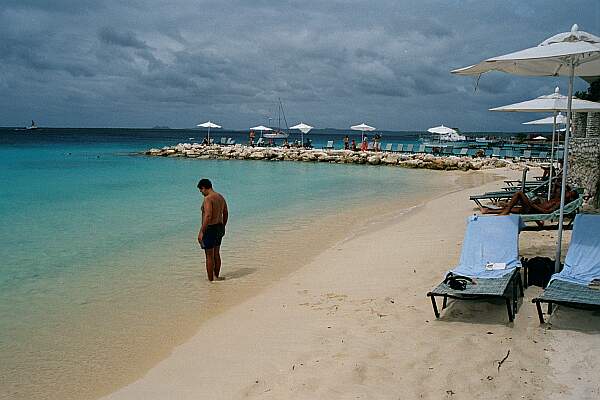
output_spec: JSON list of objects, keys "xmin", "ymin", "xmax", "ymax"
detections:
[{"xmin": 0, "ymin": 0, "xmax": 598, "ymax": 130}]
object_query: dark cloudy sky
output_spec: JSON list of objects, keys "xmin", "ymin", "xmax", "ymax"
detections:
[{"xmin": 1, "ymin": 1, "xmax": 598, "ymax": 131}]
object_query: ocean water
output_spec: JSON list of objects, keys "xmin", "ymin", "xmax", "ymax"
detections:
[{"xmin": 0, "ymin": 128, "xmax": 468, "ymax": 400}]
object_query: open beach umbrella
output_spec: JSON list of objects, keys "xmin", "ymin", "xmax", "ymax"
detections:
[
  {"xmin": 196, "ymin": 121, "xmax": 222, "ymax": 144},
  {"xmin": 452, "ymin": 24, "xmax": 600, "ymax": 272},
  {"xmin": 290, "ymin": 122, "xmax": 313, "ymax": 145},
  {"xmin": 351, "ymin": 122, "xmax": 376, "ymax": 141},
  {"xmin": 249, "ymin": 125, "xmax": 272, "ymax": 138},
  {"xmin": 522, "ymin": 113, "xmax": 568, "ymax": 125},
  {"xmin": 533, "ymin": 135, "xmax": 548, "ymax": 140},
  {"xmin": 427, "ymin": 124, "xmax": 457, "ymax": 135},
  {"xmin": 490, "ymin": 87, "xmax": 600, "ymax": 201}
]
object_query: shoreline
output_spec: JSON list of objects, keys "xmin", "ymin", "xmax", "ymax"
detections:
[
  {"xmin": 91, "ymin": 169, "xmax": 492, "ymax": 400},
  {"xmin": 104, "ymin": 166, "xmax": 600, "ymax": 399},
  {"xmin": 100, "ymin": 166, "xmax": 600, "ymax": 399}
]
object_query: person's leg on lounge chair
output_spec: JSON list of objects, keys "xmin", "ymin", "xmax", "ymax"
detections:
[{"xmin": 499, "ymin": 191, "xmax": 533, "ymax": 215}]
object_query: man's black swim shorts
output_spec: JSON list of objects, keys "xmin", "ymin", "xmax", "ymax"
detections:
[{"xmin": 201, "ymin": 223, "xmax": 225, "ymax": 249}]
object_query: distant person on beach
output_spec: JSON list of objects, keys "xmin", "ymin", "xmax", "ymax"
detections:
[
  {"xmin": 360, "ymin": 137, "xmax": 368, "ymax": 151},
  {"xmin": 249, "ymin": 130, "xmax": 255, "ymax": 146},
  {"xmin": 481, "ymin": 184, "xmax": 578, "ymax": 215},
  {"xmin": 202, "ymin": 137, "xmax": 209, "ymax": 145},
  {"xmin": 197, "ymin": 179, "xmax": 228, "ymax": 282},
  {"xmin": 343, "ymin": 135, "xmax": 350, "ymax": 150},
  {"xmin": 373, "ymin": 134, "xmax": 381, "ymax": 151},
  {"xmin": 351, "ymin": 139, "xmax": 357, "ymax": 151}
]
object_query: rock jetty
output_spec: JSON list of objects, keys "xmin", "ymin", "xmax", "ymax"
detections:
[{"xmin": 143, "ymin": 143, "xmax": 524, "ymax": 171}]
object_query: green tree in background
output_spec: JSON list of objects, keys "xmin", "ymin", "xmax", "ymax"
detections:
[{"xmin": 575, "ymin": 80, "xmax": 600, "ymax": 101}]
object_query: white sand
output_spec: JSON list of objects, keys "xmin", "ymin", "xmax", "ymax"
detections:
[{"xmin": 104, "ymin": 168, "xmax": 600, "ymax": 400}]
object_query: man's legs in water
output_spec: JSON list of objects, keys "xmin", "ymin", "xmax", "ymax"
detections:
[
  {"xmin": 204, "ymin": 248, "xmax": 215, "ymax": 281},
  {"xmin": 214, "ymin": 245, "xmax": 221, "ymax": 279}
]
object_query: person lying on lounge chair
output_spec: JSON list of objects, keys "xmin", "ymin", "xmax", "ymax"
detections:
[{"xmin": 481, "ymin": 185, "xmax": 578, "ymax": 215}]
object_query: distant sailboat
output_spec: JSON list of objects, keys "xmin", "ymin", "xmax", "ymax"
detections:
[
  {"xmin": 15, "ymin": 120, "xmax": 39, "ymax": 131},
  {"xmin": 263, "ymin": 99, "xmax": 289, "ymax": 139},
  {"xmin": 26, "ymin": 120, "xmax": 39, "ymax": 130}
]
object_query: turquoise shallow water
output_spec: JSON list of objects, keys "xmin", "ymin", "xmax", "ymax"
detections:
[{"xmin": 0, "ymin": 128, "xmax": 460, "ymax": 400}]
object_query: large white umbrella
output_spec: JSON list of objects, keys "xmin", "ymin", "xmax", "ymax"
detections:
[
  {"xmin": 452, "ymin": 24, "xmax": 600, "ymax": 272},
  {"xmin": 290, "ymin": 122, "xmax": 313, "ymax": 146},
  {"xmin": 489, "ymin": 87, "xmax": 600, "ymax": 113},
  {"xmin": 427, "ymin": 125, "xmax": 457, "ymax": 134},
  {"xmin": 351, "ymin": 122, "xmax": 376, "ymax": 141},
  {"xmin": 196, "ymin": 121, "xmax": 222, "ymax": 144}
]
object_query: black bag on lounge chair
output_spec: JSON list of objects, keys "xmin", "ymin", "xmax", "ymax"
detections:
[
  {"xmin": 523, "ymin": 257, "xmax": 554, "ymax": 288},
  {"xmin": 443, "ymin": 272, "xmax": 475, "ymax": 291}
]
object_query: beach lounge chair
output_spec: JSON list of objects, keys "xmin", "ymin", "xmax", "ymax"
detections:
[
  {"xmin": 427, "ymin": 215, "xmax": 524, "ymax": 322},
  {"xmin": 226, "ymin": 138, "xmax": 235, "ymax": 145},
  {"xmin": 220, "ymin": 137, "xmax": 228, "ymax": 145},
  {"xmin": 469, "ymin": 179, "xmax": 551, "ymax": 209},
  {"xmin": 255, "ymin": 137, "xmax": 265, "ymax": 146},
  {"xmin": 405, "ymin": 144, "xmax": 414, "ymax": 153},
  {"xmin": 532, "ymin": 214, "xmax": 600, "ymax": 323},
  {"xmin": 534, "ymin": 151, "xmax": 548, "ymax": 161},
  {"xmin": 520, "ymin": 196, "xmax": 583, "ymax": 227},
  {"xmin": 459, "ymin": 148, "xmax": 469, "ymax": 157},
  {"xmin": 491, "ymin": 147, "xmax": 502, "ymax": 158},
  {"xmin": 324, "ymin": 140, "xmax": 334, "ymax": 150},
  {"xmin": 384, "ymin": 143, "xmax": 393, "ymax": 152},
  {"xmin": 521, "ymin": 150, "xmax": 532, "ymax": 160},
  {"xmin": 417, "ymin": 144, "xmax": 426, "ymax": 153},
  {"xmin": 395, "ymin": 143, "xmax": 404, "ymax": 153},
  {"xmin": 443, "ymin": 146, "xmax": 454, "ymax": 155}
]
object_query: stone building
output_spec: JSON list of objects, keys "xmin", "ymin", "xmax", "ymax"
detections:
[{"xmin": 570, "ymin": 112, "xmax": 600, "ymax": 208}]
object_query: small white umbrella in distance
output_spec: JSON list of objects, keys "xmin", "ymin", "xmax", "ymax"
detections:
[
  {"xmin": 290, "ymin": 122, "xmax": 313, "ymax": 146},
  {"xmin": 249, "ymin": 125, "xmax": 273, "ymax": 132},
  {"xmin": 533, "ymin": 135, "xmax": 548, "ymax": 140},
  {"xmin": 350, "ymin": 122, "xmax": 376, "ymax": 141},
  {"xmin": 427, "ymin": 124, "xmax": 457, "ymax": 134},
  {"xmin": 249, "ymin": 125, "xmax": 272, "ymax": 140},
  {"xmin": 452, "ymin": 24, "xmax": 600, "ymax": 272},
  {"xmin": 196, "ymin": 121, "xmax": 222, "ymax": 144}
]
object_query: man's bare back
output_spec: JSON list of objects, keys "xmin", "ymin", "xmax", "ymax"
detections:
[{"xmin": 202, "ymin": 192, "xmax": 227, "ymax": 225}]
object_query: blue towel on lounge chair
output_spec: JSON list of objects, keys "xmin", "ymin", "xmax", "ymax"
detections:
[
  {"xmin": 451, "ymin": 215, "xmax": 523, "ymax": 278},
  {"xmin": 551, "ymin": 214, "xmax": 600, "ymax": 285}
]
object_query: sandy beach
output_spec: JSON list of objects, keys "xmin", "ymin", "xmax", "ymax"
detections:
[{"xmin": 104, "ymin": 167, "xmax": 600, "ymax": 400}]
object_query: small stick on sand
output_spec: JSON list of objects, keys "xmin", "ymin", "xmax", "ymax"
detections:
[{"xmin": 497, "ymin": 349, "xmax": 511, "ymax": 372}]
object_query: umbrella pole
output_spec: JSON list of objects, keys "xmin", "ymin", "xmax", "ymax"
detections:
[
  {"xmin": 208, "ymin": 127, "xmax": 210, "ymax": 144},
  {"xmin": 554, "ymin": 62, "xmax": 575, "ymax": 273},
  {"xmin": 547, "ymin": 112, "xmax": 557, "ymax": 201}
]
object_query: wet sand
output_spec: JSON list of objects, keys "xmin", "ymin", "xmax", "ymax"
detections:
[{"xmin": 104, "ymin": 167, "xmax": 600, "ymax": 400}]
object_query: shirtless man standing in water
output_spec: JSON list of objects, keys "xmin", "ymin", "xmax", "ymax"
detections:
[{"xmin": 197, "ymin": 179, "xmax": 228, "ymax": 281}]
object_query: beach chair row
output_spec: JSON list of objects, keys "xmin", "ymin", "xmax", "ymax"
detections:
[
  {"xmin": 321, "ymin": 141, "xmax": 555, "ymax": 160},
  {"xmin": 219, "ymin": 137, "xmax": 236, "ymax": 145},
  {"xmin": 380, "ymin": 144, "xmax": 557, "ymax": 160},
  {"xmin": 427, "ymin": 214, "xmax": 600, "ymax": 324}
]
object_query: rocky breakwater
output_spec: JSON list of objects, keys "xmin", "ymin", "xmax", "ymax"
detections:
[{"xmin": 144, "ymin": 143, "xmax": 514, "ymax": 171}]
